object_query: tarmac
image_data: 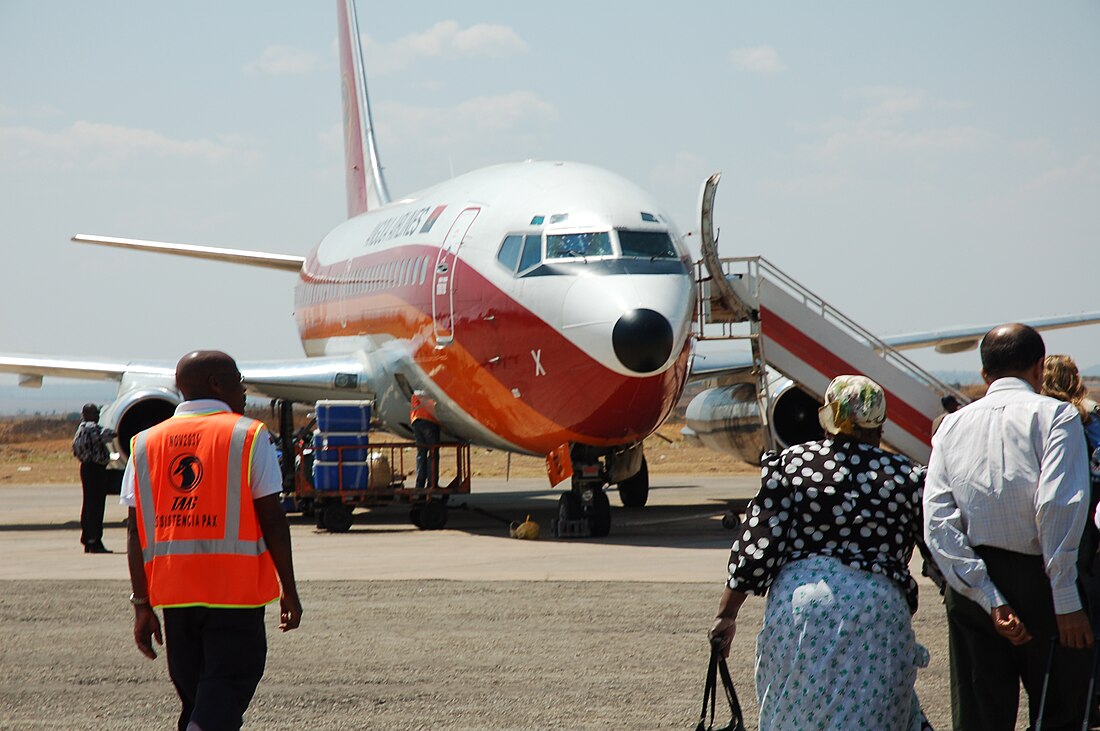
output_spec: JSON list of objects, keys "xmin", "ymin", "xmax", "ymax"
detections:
[{"xmin": 0, "ymin": 475, "xmax": 1026, "ymax": 729}]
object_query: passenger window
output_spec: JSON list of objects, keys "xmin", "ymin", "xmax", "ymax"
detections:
[
  {"xmin": 496, "ymin": 235, "xmax": 522, "ymax": 272},
  {"xmin": 518, "ymin": 234, "xmax": 542, "ymax": 272},
  {"xmin": 419, "ymin": 257, "xmax": 430, "ymax": 285}
]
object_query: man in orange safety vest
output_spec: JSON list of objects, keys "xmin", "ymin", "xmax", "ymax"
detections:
[{"xmin": 122, "ymin": 350, "xmax": 302, "ymax": 731}]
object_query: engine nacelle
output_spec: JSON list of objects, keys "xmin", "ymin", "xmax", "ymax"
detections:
[
  {"xmin": 682, "ymin": 377, "xmax": 824, "ymax": 465},
  {"xmin": 99, "ymin": 373, "xmax": 181, "ymax": 465}
]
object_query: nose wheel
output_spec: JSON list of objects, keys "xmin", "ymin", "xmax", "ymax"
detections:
[{"xmin": 554, "ymin": 486, "xmax": 611, "ymax": 538}]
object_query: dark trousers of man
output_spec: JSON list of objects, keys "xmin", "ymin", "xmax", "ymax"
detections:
[
  {"xmin": 412, "ymin": 419, "xmax": 440, "ymax": 489},
  {"xmin": 164, "ymin": 606, "xmax": 267, "ymax": 731},
  {"xmin": 945, "ymin": 546, "xmax": 1091, "ymax": 731},
  {"xmin": 78, "ymin": 461, "xmax": 108, "ymax": 547}
]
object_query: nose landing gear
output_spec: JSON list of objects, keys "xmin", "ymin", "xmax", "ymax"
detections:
[{"xmin": 552, "ymin": 458, "xmax": 612, "ymax": 538}]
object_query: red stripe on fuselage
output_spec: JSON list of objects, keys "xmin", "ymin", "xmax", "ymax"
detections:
[
  {"xmin": 296, "ymin": 246, "xmax": 689, "ymax": 453},
  {"xmin": 759, "ymin": 305, "xmax": 932, "ymax": 446}
]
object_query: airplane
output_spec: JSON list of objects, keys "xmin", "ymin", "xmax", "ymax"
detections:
[{"xmin": 2, "ymin": 1, "xmax": 1098, "ymax": 539}]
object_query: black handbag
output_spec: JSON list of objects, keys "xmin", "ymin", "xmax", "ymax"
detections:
[{"xmin": 695, "ymin": 640, "xmax": 747, "ymax": 731}]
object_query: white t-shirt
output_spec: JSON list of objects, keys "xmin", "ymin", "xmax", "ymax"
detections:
[{"xmin": 120, "ymin": 399, "xmax": 282, "ymax": 508}]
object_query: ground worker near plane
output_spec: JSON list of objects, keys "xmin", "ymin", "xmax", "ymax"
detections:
[
  {"xmin": 121, "ymin": 350, "xmax": 302, "ymax": 731},
  {"xmin": 924, "ymin": 324, "xmax": 1093, "ymax": 730},
  {"xmin": 72, "ymin": 402, "xmax": 115, "ymax": 553},
  {"xmin": 410, "ymin": 389, "xmax": 440, "ymax": 489}
]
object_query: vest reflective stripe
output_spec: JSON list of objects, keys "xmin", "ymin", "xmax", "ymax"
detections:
[{"xmin": 133, "ymin": 416, "xmax": 268, "ymax": 564}]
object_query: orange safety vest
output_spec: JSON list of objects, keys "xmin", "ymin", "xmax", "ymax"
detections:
[
  {"xmin": 131, "ymin": 411, "xmax": 280, "ymax": 609},
  {"xmin": 410, "ymin": 393, "xmax": 437, "ymax": 424}
]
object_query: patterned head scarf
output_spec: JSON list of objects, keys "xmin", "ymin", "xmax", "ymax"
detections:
[{"xmin": 818, "ymin": 375, "xmax": 887, "ymax": 436}]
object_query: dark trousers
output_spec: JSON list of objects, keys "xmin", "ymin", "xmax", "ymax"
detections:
[
  {"xmin": 163, "ymin": 606, "xmax": 267, "ymax": 731},
  {"xmin": 412, "ymin": 419, "xmax": 440, "ymax": 489},
  {"xmin": 78, "ymin": 461, "xmax": 108, "ymax": 546},
  {"xmin": 945, "ymin": 546, "xmax": 1091, "ymax": 731}
]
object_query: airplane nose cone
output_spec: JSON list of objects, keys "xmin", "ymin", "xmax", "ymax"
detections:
[{"xmin": 612, "ymin": 308, "xmax": 673, "ymax": 373}]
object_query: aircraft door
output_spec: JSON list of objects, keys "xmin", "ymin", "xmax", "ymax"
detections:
[{"xmin": 433, "ymin": 207, "xmax": 480, "ymax": 344}]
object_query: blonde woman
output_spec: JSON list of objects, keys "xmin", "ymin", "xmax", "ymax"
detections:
[{"xmin": 1042, "ymin": 354, "xmax": 1100, "ymax": 723}]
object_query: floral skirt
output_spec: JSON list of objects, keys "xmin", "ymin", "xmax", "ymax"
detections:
[{"xmin": 754, "ymin": 555, "xmax": 931, "ymax": 731}]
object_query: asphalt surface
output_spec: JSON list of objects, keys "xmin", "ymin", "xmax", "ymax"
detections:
[{"xmin": 0, "ymin": 476, "xmax": 1022, "ymax": 729}]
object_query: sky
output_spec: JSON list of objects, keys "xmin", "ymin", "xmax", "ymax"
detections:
[{"xmin": 1, "ymin": 1, "xmax": 1098, "ymax": 403}]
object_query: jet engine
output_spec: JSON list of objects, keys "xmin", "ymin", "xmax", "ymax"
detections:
[
  {"xmin": 98, "ymin": 373, "xmax": 181, "ymax": 465},
  {"xmin": 681, "ymin": 376, "xmax": 823, "ymax": 465}
]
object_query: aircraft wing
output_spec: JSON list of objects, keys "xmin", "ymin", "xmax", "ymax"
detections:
[
  {"xmin": 882, "ymin": 311, "xmax": 1100, "ymax": 354},
  {"xmin": 72, "ymin": 234, "xmax": 305, "ymax": 272},
  {"xmin": 0, "ymin": 353, "xmax": 373, "ymax": 402},
  {"xmin": 688, "ymin": 342, "xmax": 755, "ymax": 383},
  {"xmin": 687, "ymin": 309, "xmax": 1100, "ymax": 382}
]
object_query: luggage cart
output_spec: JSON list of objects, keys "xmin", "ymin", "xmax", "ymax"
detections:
[{"xmin": 288, "ymin": 434, "xmax": 470, "ymax": 533}]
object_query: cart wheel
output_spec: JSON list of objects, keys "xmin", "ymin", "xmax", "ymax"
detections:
[
  {"xmin": 418, "ymin": 501, "xmax": 448, "ymax": 531},
  {"xmin": 721, "ymin": 511, "xmax": 741, "ymax": 531},
  {"xmin": 315, "ymin": 504, "xmax": 327, "ymax": 529},
  {"xmin": 409, "ymin": 505, "xmax": 423, "ymax": 529},
  {"xmin": 322, "ymin": 504, "xmax": 354, "ymax": 533}
]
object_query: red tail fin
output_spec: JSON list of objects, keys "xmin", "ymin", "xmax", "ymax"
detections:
[{"xmin": 337, "ymin": 0, "xmax": 390, "ymax": 217}]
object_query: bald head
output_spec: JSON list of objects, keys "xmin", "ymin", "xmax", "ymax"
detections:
[
  {"xmin": 175, "ymin": 350, "xmax": 246, "ymax": 413},
  {"xmin": 980, "ymin": 323, "xmax": 1045, "ymax": 386}
]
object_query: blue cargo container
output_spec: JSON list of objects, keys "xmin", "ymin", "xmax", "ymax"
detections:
[
  {"xmin": 312, "ymin": 460, "xmax": 370, "ymax": 491},
  {"xmin": 315, "ymin": 400, "xmax": 372, "ymax": 433},
  {"xmin": 313, "ymin": 432, "xmax": 369, "ymax": 463}
]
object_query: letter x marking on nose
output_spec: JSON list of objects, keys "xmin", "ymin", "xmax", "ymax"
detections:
[{"xmin": 531, "ymin": 349, "xmax": 546, "ymax": 377}]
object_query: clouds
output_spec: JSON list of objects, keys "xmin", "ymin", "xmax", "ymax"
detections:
[
  {"xmin": 0, "ymin": 121, "xmax": 254, "ymax": 171},
  {"xmin": 377, "ymin": 90, "xmax": 556, "ymax": 148},
  {"xmin": 730, "ymin": 45, "xmax": 785, "ymax": 75},
  {"xmin": 244, "ymin": 45, "xmax": 321, "ymax": 77},
  {"xmin": 795, "ymin": 86, "xmax": 987, "ymax": 170},
  {"xmin": 364, "ymin": 20, "xmax": 527, "ymax": 74}
]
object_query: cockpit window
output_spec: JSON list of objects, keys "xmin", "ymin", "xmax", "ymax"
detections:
[
  {"xmin": 546, "ymin": 231, "xmax": 612, "ymax": 260},
  {"xmin": 496, "ymin": 235, "xmax": 522, "ymax": 271},
  {"xmin": 518, "ymin": 234, "xmax": 542, "ymax": 272},
  {"xmin": 618, "ymin": 230, "xmax": 677, "ymax": 259}
]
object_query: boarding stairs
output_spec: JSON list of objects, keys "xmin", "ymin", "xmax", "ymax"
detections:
[{"xmin": 692, "ymin": 183, "xmax": 964, "ymax": 464}]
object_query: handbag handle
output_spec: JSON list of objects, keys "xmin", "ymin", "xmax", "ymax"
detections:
[{"xmin": 695, "ymin": 639, "xmax": 746, "ymax": 731}]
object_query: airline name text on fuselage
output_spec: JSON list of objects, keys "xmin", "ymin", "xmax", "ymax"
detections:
[{"xmin": 362, "ymin": 206, "xmax": 435, "ymax": 248}]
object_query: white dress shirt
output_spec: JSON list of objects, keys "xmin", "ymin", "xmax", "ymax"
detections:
[
  {"xmin": 120, "ymin": 399, "xmax": 282, "ymax": 508},
  {"xmin": 924, "ymin": 377, "xmax": 1089, "ymax": 614}
]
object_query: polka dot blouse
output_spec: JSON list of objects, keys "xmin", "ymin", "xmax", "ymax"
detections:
[{"xmin": 726, "ymin": 436, "xmax": 926, "ymax": 613}]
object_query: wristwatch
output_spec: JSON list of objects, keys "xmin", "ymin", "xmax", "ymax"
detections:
[{"xmin": 129, "ymin": 593, "xmax": 149, "ymax": 606}]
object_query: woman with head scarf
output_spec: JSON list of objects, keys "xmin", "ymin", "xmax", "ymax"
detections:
[{"xmin": 709, "ymin": 375, "xmax": 932, "ymax": 730}]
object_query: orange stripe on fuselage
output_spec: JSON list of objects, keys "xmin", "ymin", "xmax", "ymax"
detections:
[{"xmin": 295, "ymin": 247, "xmax": 689, "ymax": 454}]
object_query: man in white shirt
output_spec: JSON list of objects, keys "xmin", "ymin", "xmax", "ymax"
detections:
[{"xmin": 925, "ymin": 323, "xmax": 1093, "ymax": 731}]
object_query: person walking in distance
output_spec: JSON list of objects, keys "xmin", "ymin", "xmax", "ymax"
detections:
[
  {"xmin": 121, "ymin": 350, "xmax": 302, "ymax": 731},
  {"xmin": 72, "ymin": 402, "xmax": 115, "ymax": 553},
  {"xmin": 924, "ymin": 324, "xmax": 1093, "ymax": 730},
  {"xmin": 410, "ymin": 389, "xmax": 440, "ymax": 489}
]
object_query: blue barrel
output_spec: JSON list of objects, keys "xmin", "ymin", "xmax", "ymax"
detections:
[
  {"xmin": 312, "ymin": 460, "xmax": 370, "ymax": 491},
  {"xmin": 315, "ymin": 400, "xmax": 372, "ymax": 433},
  {"xmin": 313, "ymin": 432, "xmax": 369, "ymax": 463}
]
